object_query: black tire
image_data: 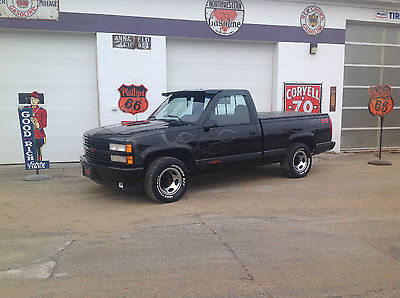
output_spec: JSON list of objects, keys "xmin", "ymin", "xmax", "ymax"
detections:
[
  {"xmin": 280, "ymin": 143, "xmax": 312, "ymax": 178},
  {"xmin": 144, "ymin": 157, "xmax": 188, "ymax": 203}
]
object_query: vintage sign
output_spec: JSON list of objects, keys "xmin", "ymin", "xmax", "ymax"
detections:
[
  {"xmin": 18, "ymin": 92, "xmax": 45, "ymax": 105},
  {"xmin": 284, "ymin": 83, "xmax": 322, "ymax": 113},
  {"xmin": 205, "ymin": 0, "xmax": 245, "ymax": 36},
  {"xmin": 368, "ymin": 84, "xmax": 394, "ymax": 117},
  {"xmin": 0, "ymin": 0, "xmax": 59, "ymax": 20},
  {"xmin": 118, "ymin": 84, "xmax": 149, "ymax": 115},
  {"xmin": 18, "ymin": 108, "xmax": 49, "ymax": 170},
  {"xmin": 300, "ymin": 5, "xmax": 326, "ymax": 36},
  {"xmin": 112, "ymin": 35, "xmax": 151, "ymax": 50},
  {"xmin": 376, "ymin": 9, "xmax": 400, "ymax": 22}
]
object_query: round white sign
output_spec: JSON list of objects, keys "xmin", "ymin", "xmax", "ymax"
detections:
[
  {"xmin": 205, "ymin": 0, "xmax": 245, "ymax": 36},
  {"xmin": 300, "ymin": 5, "xmax": 326, "ymax": 36}
]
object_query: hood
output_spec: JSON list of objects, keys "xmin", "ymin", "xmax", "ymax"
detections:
[{"xmin": 84, "ymin": 120, "xmax": 181, "ymax": 141}]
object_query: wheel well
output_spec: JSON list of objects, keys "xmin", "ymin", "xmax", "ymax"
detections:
[
  {"xmin": 290, "ymin": 137, "xmax": 315, "ymax": 152},
  {"xmin": 143, "ymin": 149, "xmax": 195, "ymax": 174}
]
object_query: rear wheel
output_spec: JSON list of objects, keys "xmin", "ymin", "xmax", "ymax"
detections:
[
  {"xmin": 281, "ymin": 143, "xmax": 312, "ymax": 178},
  {"xmin": 144, "ymin": 157, "xmax": 188, "ymax": 203}
]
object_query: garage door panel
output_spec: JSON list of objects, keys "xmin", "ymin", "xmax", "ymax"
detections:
[
  {"xmin": 167, "ymin": 38, "xmax": 273, "ymax": 112},
  {"xmin": 0, "ymin": 30, "xmax": 98, "ymax": 164}
]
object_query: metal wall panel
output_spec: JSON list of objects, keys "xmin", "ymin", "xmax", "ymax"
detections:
[{"xmin": 342, "ymin": 22, "xmax": 400, "ymax": 151}]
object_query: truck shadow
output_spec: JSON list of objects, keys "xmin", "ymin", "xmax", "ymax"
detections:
[
  {"xmin": 92, "ymin": 163, "xmax": 283, "ymax": 204},
  {"xmin": 189, "ymin": 163, "xmax": 282, "ymax": 191}
]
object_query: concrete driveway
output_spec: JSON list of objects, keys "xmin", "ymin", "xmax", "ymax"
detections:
[{"xmin": 0, "ymin": 152, "xmax": 400, "ymax": 297}]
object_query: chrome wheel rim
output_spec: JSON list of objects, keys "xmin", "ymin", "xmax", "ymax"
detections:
[
  {"xmin": 293, "ymin": 149, "xmax": 309, "ymax": 173},
  {"xmin": 158, "ymin": 167, "xmax": 182, "ymax": 196}
]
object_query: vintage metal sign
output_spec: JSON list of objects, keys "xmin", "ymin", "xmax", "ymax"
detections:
[
  {"xmin": 118, "ymin": 84, "xmax": 149, "ymax": 115},
  {"xmin": 368, "ymin": 84, "xmax": 394, "ymax": 117},
  {"xmin": 284, "ymin": 83, "xmax": 322, "ymax": 113},
  {"xmin": 376, "ymin": 9, "xmax": 400, "ymax": 22},
  {"xmin": 112, "ymin": 35, "xmax": 151, "ymax": 50},
  {"xmin": 0, "ymin": 0, "xmax": 59, "ymax": 20},
  {"xmin": 18, "ymin": 108, "xmax": 50, "ymax": 170},
  {"xmin": 205, "ymin": 0, "xmax": 245, "ymax": 36},
  {"xmin": 300, "ymin": 5, "xmax": 326, "ymax": 36}
]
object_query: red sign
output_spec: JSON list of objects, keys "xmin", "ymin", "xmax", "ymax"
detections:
[
  {"xmin": 284, "ymin": 83, "xmax": 322, "ymax": 113},
  {"xmin": 368, "ymin": 84, "xmax": 394, "ymax": 117},
  {"xmin": 118, "ymin": 84, "xmax": 149, "ymax": 115}
]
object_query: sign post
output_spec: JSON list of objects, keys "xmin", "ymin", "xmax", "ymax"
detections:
[{"xmin": 367, "ymin": 84, "xmax": 394, "ymax": 166}]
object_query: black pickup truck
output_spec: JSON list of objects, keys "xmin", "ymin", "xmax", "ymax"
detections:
[{"xmin": 81, "ymin": 89, "xmax": 335, "ymax": 203}]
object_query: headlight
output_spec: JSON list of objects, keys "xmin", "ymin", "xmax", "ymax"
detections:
[
  {"xmin": 111, "ymin": 155, "xmax": 127, "ymax": 163},
  {"xmin": 110, "ymin": 155, "xmax": 134, "ymax": 164},
  {"xmin": 109, "ymin": 143, "xmax": 126, "ymax": 152}
]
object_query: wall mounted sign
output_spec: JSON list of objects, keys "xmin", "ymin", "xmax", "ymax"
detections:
[
  {"xmin": 0, "ymin": 0, "xmax": 59, "ymax": 20},
  {"xmin": 300, "ymin": 5, "xmax": 326, "ymax": 36},
  {"xmin": 112, "ymin": 35, "xmax": 151, "ymax": 50},
  {"xmin": 118, "ymin": 84, "xmax": 149, "ymax": 115},
  {"xmin": 368, "ymin": 84, "xmax": 394, "ymax": 117},
  {"xmin": 18, "ymin": 91, "xmax": 49, "ymax": 170},
  {"xmin": 284, "ymin": 83, "xmax": 322, "ymax": 113},
  {"xmin": 330, "ymin": 86, "xmax": 336, "ymax": 112},
  {"xmin": 376, "ymin": 9, "xmax": 400, "ymax": 22},
  {"xmin": 205, "ymin": 0, "xmax": 245, "ymax": 36}
]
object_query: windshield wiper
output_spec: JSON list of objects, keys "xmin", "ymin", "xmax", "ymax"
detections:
[{"xmin": 166, "ymin": 114, "xmax": 183, "ymax": 122}]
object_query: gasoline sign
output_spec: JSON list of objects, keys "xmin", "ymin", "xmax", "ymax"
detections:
[
  {"xmin": 118, "ymin": 84, "xmax": 149, "ymax": 116},
  {"xmin": 205, "ymin": 0, "xmax": 245, "ymax": 36},
  {"xmin": 284, "ymin": 83, "xmax": 322, "ymax": 113},
  {"xmin": 368, "ymin": 84, "xmax": 394, "ymax": 117}
]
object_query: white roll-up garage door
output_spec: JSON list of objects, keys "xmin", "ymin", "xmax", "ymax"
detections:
[
  {"xmin": 0, "ymin": 30, "xmax": 98, "ymax": 164},
  {"xmin": 167, "ymin": 38, "xmax": 273, "ymax": 112}
]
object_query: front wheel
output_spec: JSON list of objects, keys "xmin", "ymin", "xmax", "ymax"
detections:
[
  {"xmin": 281, "ymin": 143, "xmax": 312, "ymax": 178},
  {"xmin": 144, "ymin": 157, "xmax": 188, "ymax": 203}
]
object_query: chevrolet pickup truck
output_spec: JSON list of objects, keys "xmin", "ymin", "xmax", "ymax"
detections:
[{"xmin": 81, "ymin": 89, "xmax": 335, "ymax": 203}]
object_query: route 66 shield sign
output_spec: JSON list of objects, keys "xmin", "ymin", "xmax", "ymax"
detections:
[
  {"xmin": 368, "ymin": 84, "xmax": 394, "ymax": 117},
  {"xmin": 118, "ymin": 84, "xmax": 149, "ymax": 115}
]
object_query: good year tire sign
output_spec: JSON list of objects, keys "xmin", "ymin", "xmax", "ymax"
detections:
[{"xmin": 284, "ymin": 83, "xmax": 322, "ymax": 114}]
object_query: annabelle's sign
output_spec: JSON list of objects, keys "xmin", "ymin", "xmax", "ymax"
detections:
[
  {"xmin": 284, "ymin": 83, "xmax": 322, "ymax": 113},
  {"xmin": 0, "ymin": 0, "xmax": 59, "ymax": 20},
  {"xmin": 112, "ymin": 35, "xmax": 151, "ymax": 50}
]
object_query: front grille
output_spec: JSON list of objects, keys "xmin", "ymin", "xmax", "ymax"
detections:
[{"xmin": 84, "ymin": 136, "xmax": 111, "ymax": 165}]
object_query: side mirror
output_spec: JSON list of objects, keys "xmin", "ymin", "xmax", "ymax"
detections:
[{"xmin": 203, "ymin": 119, "xmax": 218, "ymax": 132}]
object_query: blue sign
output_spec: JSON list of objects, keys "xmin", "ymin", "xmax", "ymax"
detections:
[
  {"xmin": 18, "ymin": 108, "xmax": 50, "ymax": 170},
  {"xmin": 377, "ymin": 9, "xmax": 400, "ymax": 21}
]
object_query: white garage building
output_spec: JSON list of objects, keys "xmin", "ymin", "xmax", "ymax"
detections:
[{"xmin": 0, "ymin": 0, "xmax": 399, "ymax": 164}]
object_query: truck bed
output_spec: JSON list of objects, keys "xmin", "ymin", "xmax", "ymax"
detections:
[{"xmin": 257, "ymin": 111, "xmax": 321, "ymax": 120}]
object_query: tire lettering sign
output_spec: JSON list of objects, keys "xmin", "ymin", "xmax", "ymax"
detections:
[
  {"xmin": 118, "ymin": 84, "xmax": 149, "ymax": 116},
  {"xmin": 368, "ymin": 84, "xmax": 394, "ymax": 117},
  {"xmin": 0, "ymin": 0, "xmax": 59, "ymax": 20},
  {"xmin": 284, "ymin": 83, "xmax": 322, "ymax": 114}
]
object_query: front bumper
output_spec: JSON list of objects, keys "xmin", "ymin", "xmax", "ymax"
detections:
[{"xmin": 80, "ymin": 155, "xmax": 144, "ymax": 191}]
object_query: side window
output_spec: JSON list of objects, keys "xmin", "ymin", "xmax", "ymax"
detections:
[{"xmin": 210, "ymin": 94, "xmax": 251, "ymax": 126}]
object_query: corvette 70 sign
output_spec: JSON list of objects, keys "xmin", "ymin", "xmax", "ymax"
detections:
[{"xmin": 284, "ymin": 83, "xmax": 322, "ymax": 114}]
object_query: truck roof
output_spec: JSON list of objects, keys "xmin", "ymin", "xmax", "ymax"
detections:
[{"xmin": 161, "ymin": 89, "xmax": 248, "ymax": 96}]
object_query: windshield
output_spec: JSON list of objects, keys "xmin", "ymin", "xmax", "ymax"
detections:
[{"xmin": 150, "ymin": 93, "xmax": 212, "ymax": 124}]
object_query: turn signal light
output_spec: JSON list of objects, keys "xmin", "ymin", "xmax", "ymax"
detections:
[
  {"xmin": 127, "ymin": 156, "xmax": 134, "ymax": 165},
  {"xmin": 126, "ymin": 144, "xmax": 133, "ymax": 153}
]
